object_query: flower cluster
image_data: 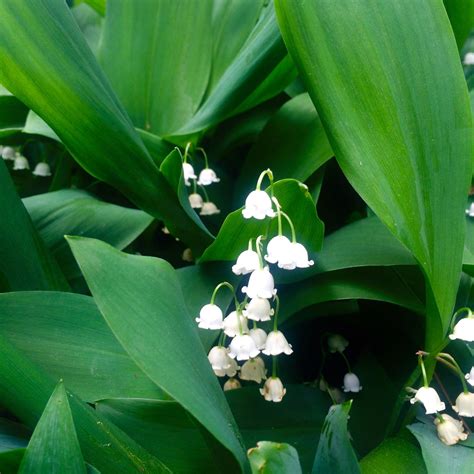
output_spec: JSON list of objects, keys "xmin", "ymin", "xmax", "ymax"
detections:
[
  {"xmin": 196, "ymin": 169, "xmax": 314, "ymax": 402},
  {"xmin": 1, "ymin": 145, "xmax": 52, "ymax": 177},
  {"xmin": 181, "ymin": 144, "xmax": 220, "ymax": 216}
]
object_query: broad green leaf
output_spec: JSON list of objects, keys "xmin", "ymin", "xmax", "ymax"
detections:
[
  {"xmin": 312, "ymin": 401, "xmax": 360, "ymax": 474},
  {"xmin": 444, "ymin": 0, "xmax": 474, "ymax": 49},
  {"xmin": 23, "ymin": 189, "xmax": 153, "ymax": 281},
  {"xmin": 99, "ymin": 0, "xmax": 212, "ymax": 136},
  {"xmin": 0, "ymin": 449, "xmax": 27, "ymax": 474},
  {"xmin": 68, "ymin": 237, "xmax": 248, "ymax": 471},
  {"xmin": 200, "ymin": 179, "xmax": 324, "ymax": 262},
  {"xmin": 78, "ymin": 0, "xmax": 106, "ymax": 17},
  {"xmin": 248, "ymin": 441, "xmax": 302, "ymax": 474},
  {"xmin": 0, "ymin": 331, "xmax": 170, "ymax": 473},
  {"xmin": 0, "ymin": 418, "xmax": 30, "ymax": 452},
  {"xmin": 0, "ymin": 85, "xmax": 28, "ymax": 136},
  {"xmin": 0, "ymin": 291, "xmax": 163, "ymax": 402},
  {"xmin": 19, "ymin": 382, "xmax": 86, "ymax": 474},
  {"xmin": 23, "ymin": 111, "xmax": 60, "ymax": 141},
  {"xmin": 409, "ymin": 421, "xmax": 474, "ymax": 473},
  {"xmin": 0, "ymin": 0, "xmax": 211, "ymax": 252},
  {"xmin": 136, "ymin": 128, "xmax": 173, "ymax": 166},
  {"xmin": 239, "ymin": 93, "xmax": 332, "ymax": 192},
  {"xmin": 0, "ymin": 160, "xmax": 67, "ymax": 292},
  {"xmin": 72, "ymin": 3, "xmax": 103, "ymax": 56},
  {"xmin": 276, "ymin": 0, "xmax": 473, "ymax": 349}
]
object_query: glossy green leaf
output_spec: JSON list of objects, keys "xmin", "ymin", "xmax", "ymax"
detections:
[
  {"xmin": 0, "ymin": 418, "xmax": 30, "ymax": 452},
  {"xmin": 19, "ymin": 382, "xmax": 86, "ymax": 474},
  {"xmin": 312, "ymin": 401, "xmax": 360, "ymax": 474},
  {"xmin": 23, "ymin": 111, "xmax": 60, "ymax": 141},
  {"xmin": 0, "ymin": 160, "xmax": 67, "ymax": 292},
  {"xmin": 72, "ymin": 3, "xmax": 103, "ymax": 56},
  {"xmin": 444, "ymin": 0, "xmax": 474, "ymax": 49},
  {"xmin": 248, "ymin": 441, "xmax": 302, "ymax": 474},
  {"xmin": 0, "ymin": 449, "xmax": 27, "ymax": 474},
  {"xmin": 0, "ymin": 332, "xmax": 171, "ymax": 473},
  {"xmin": 23, "ymin": 189, "xmax": 153, "ymax": 280},
  {"xmin": 276, "ymin": 0, "xmax": 473, "ymax": 349},
  {"xmin": 409, "ymin": 422, "xmax": 474, "ymax": 474},
  {"xmin": 68, "ymin": 236, "xmax": 248, "ymax": 471},
  {"xmin": 80, "ymin": 0, "xmax": 106, "ymax": 17},
  {"xmin": 0, "ymin": 291, "xmax": 163, "ymax": 402},
  {"xmin": 0, "ymin": 85, "xmax": 28, "ymax": 136},
  {"xmin": 136, "ymin": 128, "xmax": 173, "ymax": 166}
]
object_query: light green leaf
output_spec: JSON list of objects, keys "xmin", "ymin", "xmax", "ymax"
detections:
[
  {"xmin": 0, "ymin": 86, "xmax": 28, "ymax": 136},
  {"xmin": 79, "ymin": 0, "xmax": 106, "ymax": 17},
  {"xmin": 23, "ymin": 111, "xmax": 60, "ymax": 141},
  {"xmin": 19, "ymin": 382, "xmax": 86, "ymax": 474},
  {"xmin": 276, "ymin": 0, "xmax": 473, "ymax": 349},
  {"xmin": 443, "ymin": 0, "xmax": 474, "ymax": 50},
  {"xmin": 248, "ymin": 441, "xmax": 302, "ymax": 474},
  {"xmin": 72, "ymin": 3, "xmax": 103, "ymax": 56},
  {"xmin": 68, "ymin": 236, "xmax": 248, "ymax": 471}
]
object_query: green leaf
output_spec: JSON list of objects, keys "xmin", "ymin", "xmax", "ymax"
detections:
[
  {"xmin": 0, "ymin": 160, "xmax": 68, "ymax": 292},
  {"xmin": 19, "ymin": 382, "xmax": 86, "ymax": 474},
  {"xmin": 79, "ymin": 0, "xmax": 106, "ymax": 17},
  {"xmin": 312, "ymin": 401, "xmax": 360, "ymax": 474},
  {"xmin": 23, "ymin": 111, "xmax": 60, "ymax": 141},
  {"xmin": 275, "ymin": 0, "xmax": 473, "ymax": 349},
  {"xmin": 0, "ymin": 291, "xmax": 164, "ymax": 402},
  {"xmin": 408, "ymin": 421, "xmax": 474, "ymax": 474},
  {"xmin": 23, "ymin": 189, "xmax": 153, "ymax": 281},
  {"xmin": 0, "ymin": 449, "xmax": 27, "ymax": 474},
  {"xmin": 99, "ymin": 0, "xmax": 212, "ymax": 136},
  {"xmin": 443, "ymin": 0, "xmax": 474, "ymax": 50},
  {"xmin": 67, "ymin": 236, "xmax": 248, "ymax": 471},
  {"xmin": 0, "ymin": 418, "xmax": 30, "ymax": 451},
  {"xmin": 72, "ymin": 3, "xmax": 103, "ymax": 56},
  {"xmin": 0, "ymin": 85, "xmax": 28, "ymax": 136},
  {"xmin": 248, "ymin": 441, "xmax": 302, "ymax": 474}
]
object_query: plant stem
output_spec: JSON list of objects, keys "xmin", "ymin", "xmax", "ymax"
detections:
[{"xmin": 256, "ymin": 169, "xmax": 273, "ymax": 191}]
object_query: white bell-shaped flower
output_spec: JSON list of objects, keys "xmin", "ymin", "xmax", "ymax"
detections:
[
  {"xmin": 32, "ymin": 162, "xmax": 52, "ymax": 177},
  {"xmin": 223, "ymin": 378, "xmax": 241, "ymax": 391},
  {"xmin": 465, "ymin": 367, "xmax": 474, "ymax": 387},
  {"xmin": 410, "ymin": 386, "xmax": 445, "ymax": 414},
  {"xmin": 242, "ymin": 190, "xmax": 275, "ymax": 220},
  {"xmin": 223, "ymin": 311, "xmax": 249, "ymax": 337},
  {"xmin": 195, "ymin": 303, "xmax": 223, "ymax": 330},
  {"xmin": 463, "ymin": 52, "xmax": 474, "ymax": 65},
  {"xmin": 260, "ymin": 377, "xmax": 286, "ymax": 402},
  {"xmin": 435, "ymin": 414, "xmax": 468, "ymax": 446},
  {"xmin": 453, "ymin": 392, "xmax": 474, "ymax": 417},
  {"xmin": 327, "ymin": 334, "xmax": 349, "ymax": 353},
  {"xmin": 449, "ymin": 316, "xmax": 474, "ymax": 342},
  {"xmin": 188, "ymin": 193, "xmax": 203, "ymax": 209},
  {"xmin": 265, "ymin": 235, "xmax": 292, "ymax": 265},
  {"xmin": 1, "ymin": 146, "xmax": 15, "ymax": 161},
  {"xmin": 232, "ymin": 249, "xmax": 260, "ymax": 275},
  {"xmin": 200, "ymin": 202, "xmax": 220, "ymax": 216},
  {"xmin": 289, "ymin": 242, "xmax": 314, "ymax": 269},
  {"xmin": 466, "ymin": 203, "xmax": 474, "ymax": 217},
  {"xmin": 214, "ymin": 357, "xmax": 239, "ymax": 377},
  {"xmin": 243, "ymin": 297, "xmax": 274, "ymax": 322},
  {"xmin": 249, "ymin": 328, "xmax": 267, "ymax": 350},
  {"xmin": 182, "ymin": 162, "xmax": 196, "ymax": 186},
  {"xmin": 240, "ymin": 357, "xmax": 266, "ymax": 383},
  {"xmin": 342, "ymin": 372, "xmax": 362, "ymax": 393},
  {"xmin": 228, "ymin": 334, "xmax": 260, "ymax": 361},
  {"xmin": 208, "ymin": 346, "xmax": 232, "ymax": 371},
  {"xmin": 13, "ymin": 154, "xmax": 29, "ymax": 170},
  {"xmin": 263, "ymin": 330, "xmax": 293, "ymax": 356},
  {"xmin": 198, "ymin": 168, "xmax": 220, "ymax": 186},
  {"xmin": 242, "ymin": 267, "xmax": 276, "ymax": 299}
]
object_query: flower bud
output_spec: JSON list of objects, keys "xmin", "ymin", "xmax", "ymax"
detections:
[
  {"xmin": 198, "ymin": 168, "xmax": 220, "ymax": 186},
  {"xmin": 188, "ymin": 193, "xmax": 203, "ymax": 209},
  {"xmin": 228, "ymin": 334, "xmax": 260, "ymax": 361},
  {"xmin": 342, "ymin": 373, "xmax": 362, "ymax": 393},
  {"xmin": 1, "ymin": 146, "xmax": 15, "ymax": 161},
  {"xmin": 181, "ymin": 248, "xmax": 193, "ymax": 262},
  {"xmin": 242, "ymin": 190, "xmax": 275, "ymax": 220},
  {"xmin": 242, "ymin": 267, "xmax": 276, "ymax": 299},
  {"xmin": 463, "ymin": 52, "xmax": 474, "ymax": 66},
  {"xmin": 434, "ymin": 414, "xmax": 468, "ymax": 446},
  {"xmin": 452, "ymin": 392, "xmax": 474, "ymax": 417},
  {"xmin": 240, "ymin": 357, "xmax": 266, "ymax": 383},
  {"xmin": 200, "ymin": 202, "xmax": 220, "ymax": 216},
  {"xmin": 223, "ymin": 378, "xmax": 241, "ymax": 391},
  {"xmin": 410, "ymin": 386, "xmax": 445, "ymax": 414},
  {"xmin": 243, "ymin": 297, "xmax": 274, "ymax": 322},
  {"xmin": 195, "ymin": 303, "xmax": 223, "ymax": 330},
  {"xmin": 260, "ymin": 377, "xmax": 286, "ymax": 402},
  {"xmin": 223, "ymin": 311, "xmax": 249, "ymax": 337},
  {"xmin": 33, "ymin": 162, "xmax": 52, "ymax": 177},
  {"xmin": 262, "ymin": 330, "xmax": 293, "ymax": 356},
  {"xmin": 232, "ymin": 249, "xmax": 260, "ymax": 275},
  {"xmin": 327, "ymin": 334, "xmax": 349, "ymax": 353},
  {"xmin": 182, "ymin": 162, "xmax": 196, "ymax": 186}
]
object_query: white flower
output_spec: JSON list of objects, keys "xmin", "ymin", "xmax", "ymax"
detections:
[
  {"xmin": 240, "ymin": 357, "xmax": 266, "ymax": 383},
  {"xmin": 162, "ymin": 226, "xmax": 170, "ymax": 235},
  {"xmin": 242, "ymin": 267, "xmax": 276, "ymax": 299},
  {"xmin": 195, "ymin": 303, "xmax": 223, "ymax": 330},
  {"xmin": 223, "ymin": 311, "xmax": 249, "ymax": 337},
  {"xmin": 465, "ymin": 367, "xmax": 474, "ymax": 387},
  {"xmin": 343, "ymin": 373, "xmax": 362, "ymax": 393},
  {"xmin": 200, "ymin": 202, "xmax": 220, "ymax": 216},
  {"xmin": 260, "ymin": 377, "xmax": 286, "ymax": 402},
  {"xmin": 466, "ymin": 203, "xmax": 474, "ymax": 217},
  {"xmin": 410, "ymin": 386, "xmax": 445, "ymax": 414},
  {"xmin": 263, "ymin": 330, "xmax": 293, "ymax": 356},
  {"xmin": 242, "ymin": 190, "xmax": 275, "ymax": 220},
  {"xmin": 327, "ymin": 334, "xmax": 349, "ymax": 353},
  {"xmin": 1, "ymin": 146, "xmax": 15, "ymax": 161},
  {"xmin": 223, "ymin": 378, "xmax": 241, "ymax": 391},
  {"xmin": 435, "ymin": 414, "xmax": 468, "ymax": 446},
  {"xmin": 243, "ymin": 297, "xmax": 274, "ymax": 322},
  {"xmin": 453, "ymin": 392, "xmax": 474, "ymax": 417},
  {"xmin": 288, "ymin": 242, "xmax": 314, "ymax": 268},
  {"xmin": 208, "ymin": 346, "xmax": 232, "ymax": 372},
  {"xmin": 249, "ymin": 328, "xmax": 267, "ymax": 350},
  {"xmin": 182, "ymin": 162, "xmax": 196, "ymax": 186},
  {"xmin": 214, "ymin": 357, "xmax": 239, "ymax": 377},
  {"xmin": 13, "ymin": 154, "xmax": 29, "ymax": 170},
  {"xmin": 232, "ymin": 250, "xmax": 260, "ymax": 275},
  {"xmin": 181, "ymin": 248, "xmax": 193, "ymax": 262},
  {"xmin": 450, "ymin": 316, "xmax": 474, "ymax": 342},
  {"xmin": 265, "ymin": 235, "xmax": 292, "ymax": 265},
  {"xmin": 32, "ymin": 162, "xmax": 52, "ymax": 177},
  {"xmin": 228, "ymin": 334, "xmax": 260, "ymax": 361},
  {"xmin": 463, "ymin": 52, "xmax": 474, "ymax": 65},
  {"xmin": 198, "ymin": 168, "xmax": 220, "ymax": 186},
  {"xmin": 188, "ymin": 193, "xmax": 203, "ymax": 209}
]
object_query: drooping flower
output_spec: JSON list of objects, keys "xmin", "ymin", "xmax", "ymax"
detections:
[
  {"xmin": 242, "ymin": 190, "xmax": 275, "ymax": 220},
  {"xmin": 260, "ymin": 377, "xmax": 286, "ymax": 402},
  {"xmin": 13, "ymin": 154, "xmax": 29, "ymax": 170},
  {"xmin": 288, "ymin": 242, "xmax": 314, "ymax": 269},
  {"xmin": 181, "ymin": 248, "xmax": 193, "ymax": 262},
  {"xmin": 208, "ymin": 346, "xmax": 232, "ymax": 372},
  {"xmin": 453, "ymin": 392, "xmax": 474, "ymax": 417},
  {"xmin": 463, "ymin": 52, "xmax": 474, "ymax": 66},
  {"xmin": 214, "ymin": 357, "xmax": 239, "ymax": 378},
  {"xmin": 198, "ymin": 168, "xmax": 220, "ymax": 186},
  {"xmin": 223, "ymin": 311, "xmax": 249, "ymax": 337},
  {"xmin": 249, "ymin": 328, "xmax": 267, "ymax": 350},
  {"xmin": 410, "ymin": 386, "xmax": 445, "ymax": 414},
  {"xmin": 263, "ymin": 330, "xmax": 293, "ymax": 356},
  {"xmin": 223, "ymin": 378, "xmax": 241, "ymax": 391},
  {"xmin": 435, "ymin": 414, "xmax": 468, "ymax": 446},
  {"xmin": 240, "ymin": 357, "xmax": 267, "ymax": 383},
  {"xmin": 188, "ymin": 193, "xmax": 203, "ymax": 209},
  {"xmin": 195, "ymin": 304, "xmax": 223, "ymax": 330},
  {"xmin": 32, "ymin": 162, "xmax": 52, "ymax": 177},
  {"xmin": 265, "ymin": 235, "xmax": 292, "ymax": 265},
  {"xmin": 228, "ymin": 334, "xmax": 260, "ymax": 361},
  {"xmin": 1, "ymin": 146, "xmax": 15, "ymax": 161},
  {"xmin": 450, "ymin": 316, "xmax": 474, "ymax": 342},
  {"xmin": 342, "ymin": 372, "xmax": 362, "ymax": 393},
  {"xmin": 327, "ymin": 334, "xmax": 349, "ymax": 353},
  {"xmin": 200, "ymin": 202, "xmax": 220, "ymax": 216},
  {"xmin": 242, "ymin": 267, "xmax": 276, "ymax": 299},
  {"xmin": 232, "ymin": 249, "xmax": 260, "ymax": 275},
  {"xmin": 465, "ymin": 367, "xmax": 474, "ymax": 387},
  {"xmin": 182, "ymin": 162, "xmax": 197, "ymax": 186},
  {"xmin": 243, "ymin": 297, "xmax": 274, "ymax": 322}
]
